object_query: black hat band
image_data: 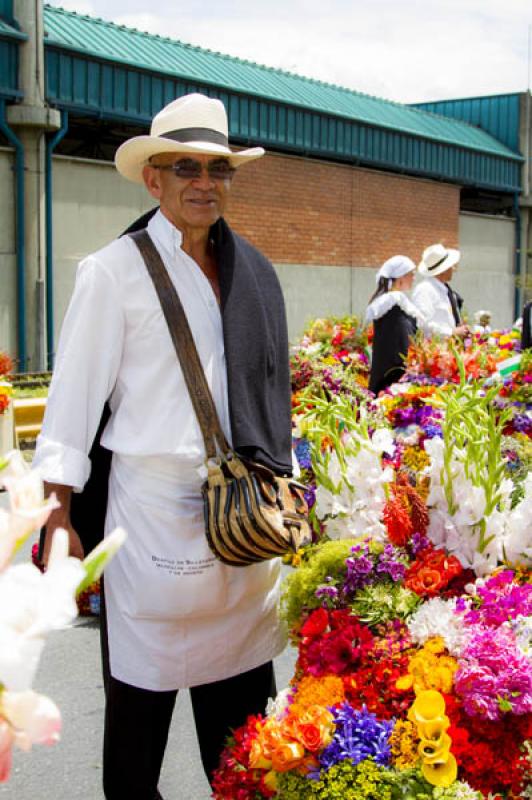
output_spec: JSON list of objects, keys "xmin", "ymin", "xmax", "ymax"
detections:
[
  {"xmin": 428, "ymin": 253, "xmax": 449, "ymax": 271},
  {"xmin": 161, "ymin": 127, "xmax": 229, "ymax": 148}
]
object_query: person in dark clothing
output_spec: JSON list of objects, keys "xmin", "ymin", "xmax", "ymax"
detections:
[
  {"xmin": 366, "ymin": 255, "xmax": 423, "ymax": 395},
  {"xmin": 521, "ymin": 300, "xmax": 532, "ymax": 350}
]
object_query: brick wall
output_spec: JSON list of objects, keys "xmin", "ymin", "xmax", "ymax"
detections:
[{"xmin": 226, "ymin": 151, "xmax": 460, "ymax": 267}]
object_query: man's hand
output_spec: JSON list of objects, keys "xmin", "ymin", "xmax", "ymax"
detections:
[
  {"xmin": 453, "ymin": 324, "xmax": 470, "ymax": 338},
  {"xmin": 42, "ymin": 482, "xmax": 84, "ymax": 567}
]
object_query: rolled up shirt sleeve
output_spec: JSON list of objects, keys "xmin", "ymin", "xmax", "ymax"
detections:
[{"xmin": 33, "ymin": 255, "xmax": 124, "ymax": 491}]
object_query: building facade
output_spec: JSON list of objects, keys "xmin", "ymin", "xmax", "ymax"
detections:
[{"xmin": 0, "ymin": 1, "xmax": 527, "ymax": 370}]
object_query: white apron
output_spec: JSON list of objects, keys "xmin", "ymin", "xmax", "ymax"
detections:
[{"xmin": 103, "ymin": 453, "xmax": 286, "ymax": 691}]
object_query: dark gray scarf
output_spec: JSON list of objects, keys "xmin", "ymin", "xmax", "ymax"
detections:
[{"xmin": 70, "ymin": 209, "xmax": 292, "ymax": 552}]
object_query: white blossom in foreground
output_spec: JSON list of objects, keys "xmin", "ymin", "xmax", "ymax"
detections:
[
  {"xmin": 0, "ymin": 451, "xmax": 127, "ymax": 783},
  {"xmin": 315, "ymin": 429, "xmax": 394, "ymax": 541}
]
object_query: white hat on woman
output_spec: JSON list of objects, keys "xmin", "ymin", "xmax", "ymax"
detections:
[
  {"xmin": 418, "ymin": 243, "xmax": 460, "ymax": 277},
  {"xmin": 115, "ymin": 93, "xmax": 264, "ymax": 183},
  {"xmin": 376, "ymin": 255, "xmax": 416, "ymax": 287}
]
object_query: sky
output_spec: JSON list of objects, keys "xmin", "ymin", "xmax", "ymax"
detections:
[{"xmin": 45, "ymin": 0, "xmax": 532, "ymax": 104}]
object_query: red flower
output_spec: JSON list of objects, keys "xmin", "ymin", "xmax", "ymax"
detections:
[
  {"xmin": 383, "ymin": 497, "xmax": 413, "ymax": 546},
  {"xmin": 405, "ymin": 546, "xmax": 463, "ymax": 597},
  {"xmin": 301, "ymin": 607, "xmax": 329, "ymax": 637}
]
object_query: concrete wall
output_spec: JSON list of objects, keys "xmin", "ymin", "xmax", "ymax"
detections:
[
  {"xmin": 456, "ymin": 211, "xmax": 516, "ymax": 329},
  {"xmin": 52, "ymin": 155, "xmax": 154, "ymax": 342},
  {"xmin": 0, "ymin": 147, "xmax": 17, "ymax": 359},
  {"xmin": 44, "ymin": 157, "xmax": 516, "ymax": 353}
]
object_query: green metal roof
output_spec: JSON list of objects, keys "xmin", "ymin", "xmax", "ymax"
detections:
[
  {"xmin": 43, "ymin": 5, "xmax": 519, "ymax": 162},
  {"xmin": 0, "ymin": 17, "xmax": 27, "ymax": 40}
]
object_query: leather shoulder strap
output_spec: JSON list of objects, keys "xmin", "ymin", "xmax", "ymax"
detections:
[{"xmin": 129, "ymin": 229, "xmax": 230, "ymax": 460}]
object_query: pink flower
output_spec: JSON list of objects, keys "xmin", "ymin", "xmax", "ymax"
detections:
[
  {"xmin": 1, "ymin": 690, "xmax": 61, "ymax": 751},
  {"xmin": 455, "ymin": 625, "xmax": 532, "ymax": 720},
  {"xmin": 0, "ymin": 721, "xmax": 13, "ymax": 783}
]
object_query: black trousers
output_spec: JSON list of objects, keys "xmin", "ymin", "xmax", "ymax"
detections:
[{"xmin": 100, "ymin": 586, "xmax": 276, "ymax": 799}]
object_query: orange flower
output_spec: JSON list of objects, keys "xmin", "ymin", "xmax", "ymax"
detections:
[
  {"xmin": 290, "ymin": 675, "xmax": 345, "ymax": 717},
  {"xmin": 249, "ymin": 737, "xmax": 272, "ymax": 770},
  {"xmin": 406, "ymin": 567, "xmax": 445, "ymax": 595},
  {"xmin": 289, "ymin": 705, "xmax": 334, "ymax": 752},
  {"xmin": 271, "ymin": 741, "xmax": 306, "ymax": 772}
]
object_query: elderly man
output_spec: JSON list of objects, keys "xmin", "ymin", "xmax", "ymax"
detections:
[
  {"xmin": 413, "ymin": 243, "xmax": 469, "ymax": 337},
  {"xmin": 33, "ymin": 93, "xmax": 292, "ymax": 799}
]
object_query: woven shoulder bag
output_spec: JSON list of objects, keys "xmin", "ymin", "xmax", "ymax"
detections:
[{"xmin": 130, "ymin": 230, "xmax": 312, "ymax": 567}]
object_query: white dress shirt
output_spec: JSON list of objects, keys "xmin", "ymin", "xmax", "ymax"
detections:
[
  {"xmin": 33, "ymin": 211, "xmax": 285, "ymax": 690},
  {"xmin": 34, "ymin": 210, "xmax": 233, "ymax": 490},
  {"xmin": 412, "ymin": 276, "xmax": 456, "ymax": 337}
]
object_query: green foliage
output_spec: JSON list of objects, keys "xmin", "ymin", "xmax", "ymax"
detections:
[
  {"xmin": 436, "ymin": 355, "xmax": 513, "ymax": 552},
  {"xmin": 349, "ymin": 583, "xmax": 421, "ymax": 627},
  {"xmin": 432, "ymin": 782, "xmax": 483, "ymax": 800},
  {"xmin": 277, "ymin": 759, "xmax": 394, "ymax": 800},
  {"xmin": 280, "ymin": 540, "xmax": 356, "ymax": 630},
  {"xmin": 502, "ymin": 434, "xmax": 532, "ymax": 508}
]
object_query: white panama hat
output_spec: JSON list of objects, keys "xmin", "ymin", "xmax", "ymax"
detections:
[
  {"xmin": 418, "ymin": 243, "xmax": 460, "ymax": 277},
  {"xmin": 115, "ymin": 93, "xmax": 265, "ymax": 184}
]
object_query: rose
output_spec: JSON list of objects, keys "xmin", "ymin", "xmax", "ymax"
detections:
[
  {"xmin": 291, "ymin": 706, "xmax": 334, "ymax": 752},
  {"xmin": 270, "ymin": 741, "xmax": 306, "ymax": 772},
  {"xmin": 248, "ymin": 737, "xmax": 272, "ymax": 770},
  {"xmin": 406, "ymin": 567, "xmax": 445, "ymax": 596}
]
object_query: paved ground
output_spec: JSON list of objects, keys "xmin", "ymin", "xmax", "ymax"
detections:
[{"xmin": 0, "ymin": 499, "xmax": 297, "ymax": 800}]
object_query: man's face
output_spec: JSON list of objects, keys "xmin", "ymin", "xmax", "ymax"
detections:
[
  {"xmin": 437, "ymin": 265, "xmax": 456, "ymax": 283},
  {"xmin": 142, "ymin": 152, "xmax": 234, "ymax": 233}
]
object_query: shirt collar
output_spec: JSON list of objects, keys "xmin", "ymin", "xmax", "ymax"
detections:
[
  {"xmin": 147, "ymin": 209, "xmax": 184, "ymax": 257},
  {"xmin": 425, "ymin": 276, "xmax": 448, "ymax": 296}
]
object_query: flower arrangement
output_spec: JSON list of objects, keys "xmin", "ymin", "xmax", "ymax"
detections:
[
  {"xmin": 213, "ymin": 540, "xmax": 530, "ymax": 799},
  {"xmin": 0, "ymin": 450, "xmax": 126, "ymax": 782},
  {"xmin": 0, "ymin": 353, "xmax": 12, "ymax": 417},
  {"xmin": 291, "ymin": 317, "xmax": 372, "ymax": 409},
  {"xmin": 403, "ymin": 326, "xmax": 524, "ymax": 387},
  {"xmin": 213, "ymin": 322, "xmax": 531, "ymax": 800}
]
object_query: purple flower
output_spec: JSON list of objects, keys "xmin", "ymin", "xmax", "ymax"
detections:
[
  {"xmin": 410, "ymin": 532, "xmax": 431, "ymax": 556},
  {"xmin": 304, "ymin": 484, "xmax": 317, "ymax": 510},
  {"xmin": 294, "ymin": 438, "xmax": 313, "ymax": 471},
  {"xmin": 315, "ymin": 583, "xmax": 340, "ymax": 604},
  {"xmin": 375, "ymin": 544, "xmax": 407, "ymax": 582},
  {"xmin": 512, "ymin": 414, "xmax": 531, "ymax": 434},
  {"xmin": 463, "ymin": 571, "xmax": 532, "ymax": 627},
  {"xmin": 423, "ymin": 424, "xmax": 443, "ymax": 439},
  {"xmin": 318, "ymin": 704, "xmax": 394, "ymax": 772}
]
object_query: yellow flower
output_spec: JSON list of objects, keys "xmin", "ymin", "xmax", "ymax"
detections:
[
  {"xmin": 389, "ymin": 720, "xmax": 419, "ymax": 770},
  {"xmin": 402, "ymin": 446, "xmax": 430, "ymax": 471},
  {"xmin": 249, "ymin": 738, "xmax": 272, "ymax": 770},
  {"xmin": 408, "ymin": 689, "xmax": 446, "ymax": 723},
  {"xmin": 424, "ymin": 637, "xmax": 445, "ymax": 655},
  {"xmin": 403, "ymin": 643, "xmax": 458, "ymax": 694},
  {"xmin": 396, "ymin": 674, "xmax": 414, "ymax": 691},
  {"xmin": 418, "ymin": 732, "xmax": 452, "ymax": 763},
  {"xmin": 264, "ymin": 770, "xmax": 277, "ymax": 791},
  {"xmin": 271, "ymin": 741, "xmax": 306, "ymax": 772},
  {"xmin": 417, "ymin": 717, "xmax": 450, "ymax": 741},
  {"xmin": 422, "ymin": 752, "xmax": 458, "ymax": 787}
]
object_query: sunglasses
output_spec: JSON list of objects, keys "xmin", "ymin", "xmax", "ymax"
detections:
[{"xmin": 150, "ymin": 158, "xmax": 236, "ymax": 181}]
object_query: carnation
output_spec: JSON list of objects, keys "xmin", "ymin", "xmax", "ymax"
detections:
[
  {"xmin": 454, "ymin": 625, "xmax": 532, "ymax": 720},
  {"xmin": 407, "ymin": 597, "xmax": 468, "ymax": 657}
]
